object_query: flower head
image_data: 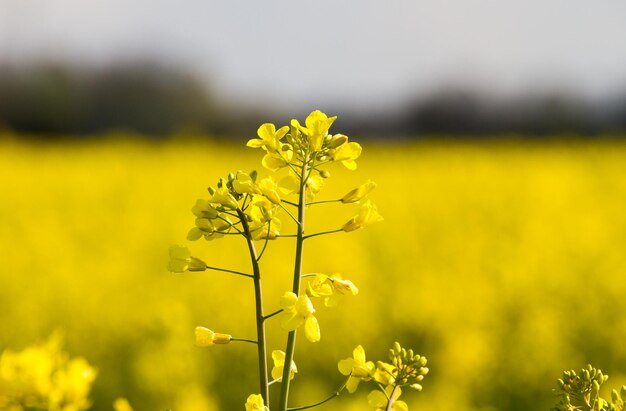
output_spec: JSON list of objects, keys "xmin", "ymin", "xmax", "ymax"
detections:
[
  {"xmin": 307, "ymin": 274, "xmax": 358, "ymax": 307},
  {"xmin": 338, "ymin": 345, "xmax": 375, "ymax": 393},
  {"xmin": 271, "ymin": 350, "xmax": 297, "ymax": 382},
  {"xmin": 194, "ymin": 326, "xmax": 232, "ymax": 346},
  {"xmin": 331, "ymin": 139, "xmax": 362, "ymax": 170},
  {"xmin": 167, "ymin": 245, "xmax": 206, "ymax": 273},
  {"xmin": 342, "ymin": 200, "xmax": 384, "ymax": 232},
  {"xmin": 279, "ymin": 292, "xmax": 320, "ymax": 342},
  {"xmin": 232, "ymin": 171, "xmax": 261, "ymax": 195},
  {"xmin": 245, "ymin": 394, "xmax": 269, "ymax": 411},
  {"xmin": 247, "ymin": 123, "xmax": 289, "ymax": 153},
  {"xmin": 291, "ymin": 110, "xmax": 336, "ymax": 152}
]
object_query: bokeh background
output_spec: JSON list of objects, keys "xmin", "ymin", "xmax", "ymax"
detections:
[{"xmin": 2, "ymin": 1, "xmax": 626, "ymax": 410}]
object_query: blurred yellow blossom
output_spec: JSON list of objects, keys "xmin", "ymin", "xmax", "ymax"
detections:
[
  {"xmin": 270, "ymin": 350, "xmax": 297, "ymax": 382},
  {"xmin": 194, "ymin": 327, "xmax": 232, "ymax": 347},
  {"xmin": 167, "ymin": 245, "xmax": 207, "ymax": 273},
  {"xmin": 244, "ymin": 393, "xmax": 268, "ymax": 411}
]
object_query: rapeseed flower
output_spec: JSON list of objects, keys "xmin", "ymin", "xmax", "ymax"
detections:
[
  {"xmin": 341, "ymin": 180, "xmax": 377, "ymax": 203},
  {"xmin": 194, "ymin": 327, "xmax": 232, "ymax": 346},
  {"xmin": 279, "ymin": 292, "xmax": 320, "ymax": 342},
  {"xmin": 338, "ymin": 345, "xmax": 375, "ymax": 393},
  {"xmin": 271, "ymin": 350, "xmax": 297, "ymax": 382},
  {"xmin": 368, "ymin": 386, "xmax": 408, "ymax": 411},
  {"xmin": 342, "ymin": 200, "xmax": 383, "ymax": 232},
  {"xmin": 291, "ymin": 110, "xmax": 336, "ymax": 152},
  {"xmin": 167, "ymin": 245, "xmax": 206, "ymax": 273},
  {"xmin": 244, "ymin": 394, "xmax": 269, "ymax": 411},
  {"xmin": 307, "ymin": 274, "xmax": 358, "ymax": 307}
]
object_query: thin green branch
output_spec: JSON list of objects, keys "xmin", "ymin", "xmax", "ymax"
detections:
[
  {"xmin": 204, "ymin": 266, "xmax": 254, "ymax": 279},
  {"xmin": 231, "ymin": 338, "xmax": 258, "ymax": 344},
  {"xmin": 385, "ymin": 385, "xmax": 401, "ymax": 411},
  {"xmin": 287, "ymin": 377, "xmax": 349, "ymax": 411},
  {"xmin": 282, "ymin": 200, "xmax": 299, "ymax": 207},
  {"xmin": 300, "ymin": 273, "xmax": 317, "ymax": 278},
  {"xmin": 279, "ymin": 202, "xmax": 300, "ymax": 225},
  {"xmin": 263, "ymin": 309, "xmax": 283, "ymax": 321},
  {"xmin": 303, "ymin": 228, "xmax": 343, "ymax": 240},
  {"xmin": 256, "ymin": 220, "xmax": 272, "ymax": 262},
  {"xmin": 306, "ymin": 199, "xmax": 342, "ymax": 206}
]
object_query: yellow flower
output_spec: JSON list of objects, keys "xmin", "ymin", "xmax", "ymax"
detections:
[
  {"xmin": 338, "ymin": 345, "xmax": 375, "ymax": 393},
  {"xmin": 367, "ymin": 386, "xmax": 408, "ymax": 411},
  {"xmin": 279, "ymin": 172, "xmax": 325, "ymax": 201},
  {"xmin": 167, "ymin": 245, "xmax": 207, "ymax": 273},
  {"xmin": 210, "ymin": 186, "xmax": 239, "ymax": 210},
  {"xmin": 194, "ymin": 327, "xmax": 232, "ymax": 346},
  {"xmin": 341, "ymin": 180, "xmax": 377, "ymax": 203},
  {"xmin": 258, "ymin": 176, "xmax": 281, "ymax": 205},
  {"xmin": 342, "ymin": 200, "xmax": 384, "ymax": 232},
  {"xmin": 279, "ymin": 292, "xmax": 320, "ymax": 342},
  {"xmin": 372, "ymin": 361, "xmax": 397, "ymax": 386},
  {"xmin": 307, "ymin": 274, "xmax": 358, "ymax": 307},
  {"xmin": 331, "ymin": 140, "xmax": 362, "ymax": 170},
  {"xmin": 247, "ymin": 123, "xmax": 289, "ymax": 153},
  {"xmin": 232, "ymin": 171, "xmax": 261, "ymax": 195},
  {"xmin": 262, "ymin": 150, "xmax": 293, "ymax": 171},
  {"xmin": 245, "ymin": 394, "xmax": 269, "ymax": 411},
  {"xmin": 191, "ymin": 198, "xmax": 219, "ymax": 219},
  {"xmin": 113, "ymin": 398, "xmax": 134, "ymax": 411},
  {"xmin": 291, "ymin": 110, "xmax": 337, "ymax": 152},
  {"xmin": 271, "ymin": 350, "xmax": 297, "ymax": 381}
]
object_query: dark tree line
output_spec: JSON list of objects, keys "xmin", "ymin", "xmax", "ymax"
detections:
[{"xmin": 1, "ymin": 61, "xmax": 625, "ymax": 138}]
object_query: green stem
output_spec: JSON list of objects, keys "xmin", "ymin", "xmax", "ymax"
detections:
[
  {"xmin": 237, "ymin": 209, "xmax": 270, "ymax": 406},
  {"xmin": 306, "ymin": 199, "xmax": 342, "ymax": 205},
  {"xmin": 278, "ymin": 158, "xmax": 309, "ymax": 411},
  {"xmin": 204, "ymin": 266, "xmax": 254, "ymax": 278},
  {"xmin": 385, "ymin": 385, "xmax": 401, "ymax": 411},
  {"xmin": 231, "ymin": 338, "xmax": 258, "ymax": 344},
  {"xmin": 286, "ymin": 378, "xmax": 349, "ymax": 410},
  {"xmin": 303, "ymin": 228, "xmax": 343, "ymax": 240}
]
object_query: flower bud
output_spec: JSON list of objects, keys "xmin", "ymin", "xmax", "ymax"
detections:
[
  {"xmin": 195, "ymin": 326, "xmax": 232, "ymax": 346},
  {"xmin": 341, "ymin": 180, "xmax": 377, "ymax": 203},
  {"xmin": 319, "ymin": 170, "xmax": 331, "ymax": 178}
]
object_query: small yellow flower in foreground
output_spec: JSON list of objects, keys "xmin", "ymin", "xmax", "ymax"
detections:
[
  {"xmin": 341, "ymin": 180, "xmax": 377, "ymax": 203},
  {"xmin": 342, "ymin": 200, "xmax": 384, "ymax": 232},
  {"xmin": 271, "ymin": 350, "xmax": 297, "ymax": 381},
  {"xmin": 307, "ymin": 274, "xmax": 358, "ymax": 307},
  {"xmin": 247, "ymin": 123, "xmax": 289, "ymax": 153},
  {"xmin": 113, "ymin": 398, "xmax": 134, "ymax": 411},
  {"xmin": 232, "ymin": 171, "xmax": 261, "ymax": 195},
  {"xmin": 368, "ymin": 386, "xmax": 408, "ymax": 411},
  {"xmin": 373, "ymin": 361, "xmax": 397, "ymax": 386},
  {"xmin": 245, "ymin": 394, "xmax": 269, "ymax": 411},
  {"xmin": 279, "ymin": 292, "xmax": 320, "ymax": 342},
  {"xmin": 167, "ymin": 245, "xmax": 207, "ymax": 273},
  {"xmin": 338, "ymin": 345, "xmax": 375, "ymax": 393},
  {"xmin": 194, "ymin": 326, "xmax": 232, "ymax": 346}
]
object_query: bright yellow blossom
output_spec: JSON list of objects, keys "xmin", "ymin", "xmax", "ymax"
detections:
[
  {"xmin": 245, "ymin": 394, "xmax": 269, "ymax": 411},
  {"xmin": 341, "ymin": 180, "xmax": 377, "ymax": 203},
  {"xmin": 338, "ymin": 345, "xmax": 375, "ymax": 393},
  {"xmin": 279, "ymin": 292, "xmax": 320, "ymax": 342},
  {"xmin": 372, "ymin": 361, "xmax": 397, "ymax": 386},
  {"xmin": 291, "ymin": 110, "xmax": 336, "ymax": 152},
  {"xmin": 307, "ymin": 274, "xmax": 358, "ymax": 307},
  {"xmin": 232, "ymin": 171, "xmax": 261, "ymax": 195},
  {"xmin": 271, "ymin": 350, "xmax": 297, "ymax": 382},
  {"xmin": 258, "ymin": 176, "xmax": 281, "ymax": 205},
  {"xmin": 194, "ymin": 327, "xmax": 232, "ymax": 346},
  {"xmin": 210, "ymin": 186, "xmax": 239, "ymax": 210},
  {"xmin": 368, "ymin": 386, "xmax": 408, "ymax": 411},
  {"xmin": 167, "ymin": 245, "xmax": 206, "ymax": 273},
  {"xmin": 331, "ymin": 140, "xmax": 362, "ymax": 170},
  {"xmin": 342, "ymin": 200, "xmax": 384, "ymax": 232},
  {"xmin": 247, "ymin": 123, "xmax": 289, "ymax": 153}
]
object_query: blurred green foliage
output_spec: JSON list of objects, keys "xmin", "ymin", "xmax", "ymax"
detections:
[{"xmin": 1, "ymin": 136, "xmax": 625, "ymax": 410}]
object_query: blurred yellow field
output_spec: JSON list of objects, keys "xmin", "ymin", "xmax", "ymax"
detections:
[{"xmin": 1, "ymin": 135, "xmax": 626, "ymax": 411}]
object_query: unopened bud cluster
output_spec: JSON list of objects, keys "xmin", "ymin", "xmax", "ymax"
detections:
[
  {"xmin": 553, "ymin": 364, "xmax": 626, "ymax": 411},
  {"xmin": 385, "ymin": 341, "xmax": 429, "ymax": 391}
]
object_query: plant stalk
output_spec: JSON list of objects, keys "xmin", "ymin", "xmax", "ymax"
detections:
[
  {"xmin": 278, "ymin": 158, "xmax": 308, "ymax": 411},
  {"xmin": 238, "ymin": 209, "xmax": 270, "ymax": 405},
  {"xmin": 385, "ymin": 385, "xmax": 401, "ymax": 411}
]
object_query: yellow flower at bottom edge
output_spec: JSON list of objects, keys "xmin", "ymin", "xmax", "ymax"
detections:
[
  {"xmin": 368, "ymin": 386, "xmax": 408, "ymax": 411},
  {"xmin": 245, "ymin": 394, "xmax": 269, "ymax": 411}
]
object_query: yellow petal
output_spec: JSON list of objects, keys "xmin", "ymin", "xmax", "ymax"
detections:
[{"xmin": 304, "ymin": 315, "xmax": 320, "ymax": 342}]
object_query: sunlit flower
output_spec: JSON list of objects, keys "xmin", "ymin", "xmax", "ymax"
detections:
[
  {"xmin": 367, "ymin": 386, "xmax": 408, "ymax": 411},
  {"xmin": 244, "ymin": 394, "xmax": 269, "ymax": 411},
  {"xmin": 331, "ymin": 140, "xmax": 362, "ymax": 170},
  {"xmin": 342, "ymin": 200, "xmax": 384, "ymax": 232},
  {"xmin": 341, "ymin": 180, "xmax": 377, "ymax": 203},
  {"xmin": 279, "ymin": 172, "xmax": 325, "ymax": 201},
  {"xmin": 191, "ymin": 199, "xmax": 219, "ymax": 219},
  {"xmin": 194, "ymin": 327, "xmax": 232, "ymax": 346},
  {"xmin": 307, "ymin": 274, "xmax": 358, "ymax": 307},
  {"xmin": 372, "ymin": 361, "xmax": 397, "ymax": 386},
  {"xmin": 291, "ymin": 110, "xmax": 337, "ymax": 152},
  {"xmin": 262, "ymin": 150, "xmax": 293, "ymax": 171},
  {"xmin": 247, "ymin": 123, "xmax": 289, "ymax": 153},
  {"xmin": 232, "ymin": 171, "xmax": 261, "ymax": 195},
  {"xmin": 338, "ymin": 345, "xmax": 375, "ymax": 393},
  {"xmin": 210, "ymin": 186, "xmax": 239, "ymax": 210},
  {"xmin": 271, "ymin": 350, "xmax": 297, "ymax": 382},
  {"xmin": 279, "ymin": 292, "xmax": 320, "ymax": 342},
  {"xmin": 258, "ymin": 176, "xmax": 281, "ymax": 205},
  {"xmin": 167, "ymin": 245, "xmax": 206, "ymax": 273}
]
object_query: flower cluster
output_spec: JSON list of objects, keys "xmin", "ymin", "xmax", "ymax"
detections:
[{"xmin": 338, "ymin": 342, "xmax": 428, "ymax": 410}]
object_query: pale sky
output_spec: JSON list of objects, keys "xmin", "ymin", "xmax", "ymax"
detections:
[{"xmin": 2, "ymin": 0, "xmax": 626, "ymax": 111}]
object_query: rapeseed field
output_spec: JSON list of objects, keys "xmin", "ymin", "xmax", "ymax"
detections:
[{"xmin": 1, "ymin": 134, "xmax": 626, "ymax": 411}]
